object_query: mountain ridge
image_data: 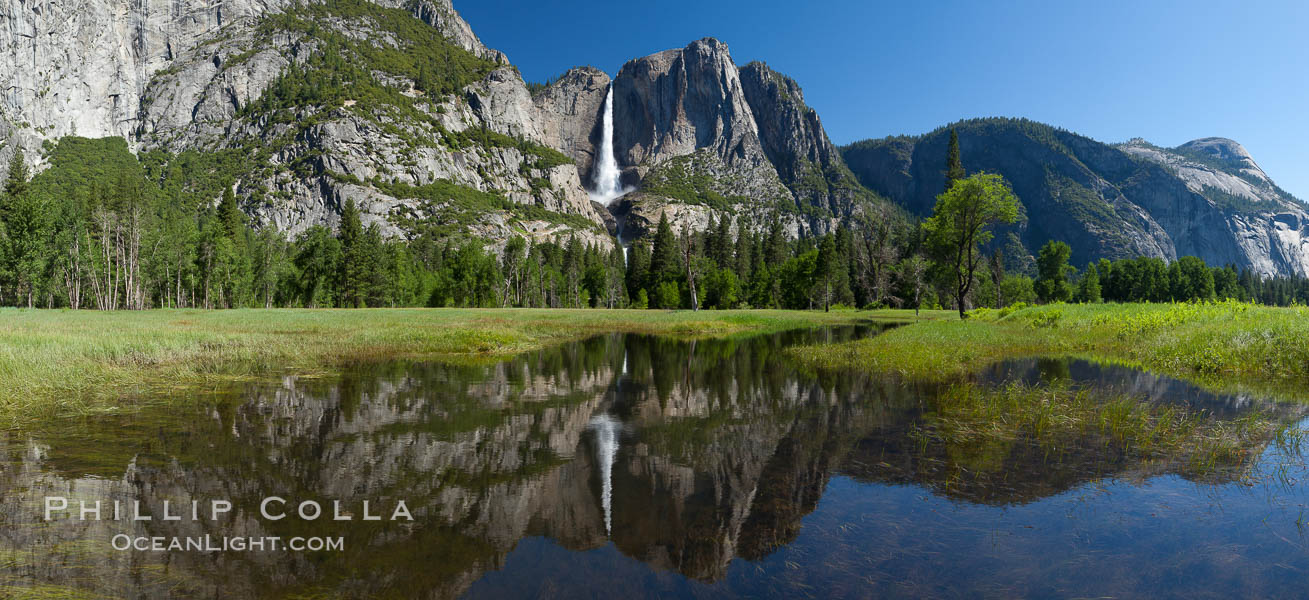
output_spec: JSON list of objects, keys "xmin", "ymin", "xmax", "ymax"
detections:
[{"xmin": 842, "ymin": 117, "xmax": 1309, "ymax": 277}]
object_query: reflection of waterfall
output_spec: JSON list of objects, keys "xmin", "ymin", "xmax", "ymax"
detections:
[
  {"xmin": 589, "ymin": 414, "xmax": 620, "ymax": 536},
  {"xmin": 588, "ymin": 84, "xmax": 631, "ymax": 206}
]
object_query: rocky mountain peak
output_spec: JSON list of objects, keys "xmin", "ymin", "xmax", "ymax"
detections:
[
  {"xmin": 404, "ymin": 0, "xmax": 508, "ymax": 64},
  {"xmin": 612, "ymin": 36, "xmax": 761, "ymax": 170},
  {"xmin": 1176, "ymin": 137, "xmax": 1269, "ymax": 182}
]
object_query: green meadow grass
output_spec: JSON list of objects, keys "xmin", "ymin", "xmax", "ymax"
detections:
[
  {"xmin": 0, "ymin": 307, "xmax": 899, "ymax": 420},
  {"xmin": 793, "ymin": 300, "xmax": 1309, "ymax": 396}
]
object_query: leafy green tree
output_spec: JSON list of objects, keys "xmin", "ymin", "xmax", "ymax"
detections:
[
  {"xmin": 778, "ymin": 250, "xmax": 818, "ymax": 309},
  {"xmin": 703, "ymin": 267, "xmax": 739, "ymax": 309},
  {"xmin": 923, "ymin": 172, "xmax": 1020, "ymax": 318},
  {"xmin": 1000, "ymin": 274, "xmax": 1037, "ymax": 306},
  {"xmin": 1213, "ymin": 265, "xmax": 1242, "ymax": 300},
  {"xmin": 1168, "ymin": 256, "xmax": 1215, "ymax": 301},
  {"xmin": 1035, "ymin": 240, "xmax": 1074, "ymax": 303},
  {"xmin": 653, "ymin": 281, "xmax": 680, "ymax": 309}
]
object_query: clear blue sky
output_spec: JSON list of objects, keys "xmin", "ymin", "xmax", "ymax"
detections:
[{"xmin": 458, "ymin": 0, "xmax": 1308, "ymax": 200}]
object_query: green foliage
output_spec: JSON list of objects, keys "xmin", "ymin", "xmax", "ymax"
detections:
[
  {"xmin": 999, "ymin": 275, "xmax": 1037, "ymax": 307},
  {"xmin": 652, "ymin": 281, "xmax": 681, "ymax": 309},
  {"xmin": 639, "ymin": 155, "xmax": 746, "ymax": 211},
  {"xmin": 1035, "ymin": 240, "xmax": 1075, "ymax": 303},
  {"xmin": 249, "ymin": 0, "xmax": 497, "ymax": 118}
]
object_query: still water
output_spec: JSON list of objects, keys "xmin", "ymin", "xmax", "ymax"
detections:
[{"xmin": 2, "ymin": 326, "xmax": 1308, "ymax": 598}]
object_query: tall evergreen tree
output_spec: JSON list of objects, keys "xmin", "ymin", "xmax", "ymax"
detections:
[
  {"xmin": 625, "ymin": 240, "xmax": 650, "ymax": 304},
  {"xmin": 337, "ymin": 198, "xmax": 366, "ymax": 307},
  {"xmin": 217, "ymin": 186, "xmax": 244, "ymax": 238},
  {"xmin": 816, "ymin": 235, "xmax": 838, "ymax": 312},
  {"xmin": 648, "ymin": 212, "xmax": 679, "ymax": 290},
  {"xmin": 945, "ymin": 128, "xmax": 965, "ymax": 191}
]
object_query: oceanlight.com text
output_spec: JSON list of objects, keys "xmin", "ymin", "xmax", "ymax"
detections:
[{"xmin": 110, "ymin": 534, "xmax": 344, "ymax": 552}]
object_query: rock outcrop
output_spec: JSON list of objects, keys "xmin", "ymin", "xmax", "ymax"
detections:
[
  {"xmin": 738, "ymin": 61, "xmax": 873, "ymax": 217},
  {"xmin": 532, "ymin": 66, "xmax": 610, "ymax": 175}
]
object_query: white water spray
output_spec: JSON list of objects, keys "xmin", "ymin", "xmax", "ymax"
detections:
[
  {"xmin": 589, "ymin": 414, "xmax": 620, "ymax": 536},
  {"xmin": 589, "ymin": 84, "xmax": 631, "ymax": 206}
]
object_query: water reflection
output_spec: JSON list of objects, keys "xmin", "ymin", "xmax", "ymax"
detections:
[{"xmin": 0, "ymin": 327, "xmax": 1306, "ymax": 598}]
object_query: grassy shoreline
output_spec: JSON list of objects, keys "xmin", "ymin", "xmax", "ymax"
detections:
[
  {"xmin": 792, "ymin": 301, "xmax": 1309, "ymax": 397},
  {"xmin": 0, "ymin": 307, "xmax": 922, "ymax": 420}
]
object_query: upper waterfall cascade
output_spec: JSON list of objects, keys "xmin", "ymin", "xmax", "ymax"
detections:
[{"xmin": 588, "ymin": 84, "xmax": 631, "ymax": 206}]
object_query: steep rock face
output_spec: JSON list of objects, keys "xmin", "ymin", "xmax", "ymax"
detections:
[
  {"xmin": 1119, "ymin": 138, "xmax": 1309, "ymax": 276},
  {"xmin": 738, "ymin": 61, "xmax": 872, "ymax": 217},
  {"xmin": 532, "ymin": 66, "xmax": 610, "ymax": 175},
  {"xmin": 843, "ymin": 118, "xmax": 1309, "ymax": 276},
  {"xmin": 0, "ymin": 0, "xmax": 284, "ymax": 161},
  {"xmin": 612, "ymin": 39, "xmax": 762, "ymax": 172}
]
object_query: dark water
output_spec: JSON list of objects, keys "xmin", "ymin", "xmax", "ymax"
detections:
[{"xmin": 3, "ymin": 326, "xmax": 1308, "ymax": 599}]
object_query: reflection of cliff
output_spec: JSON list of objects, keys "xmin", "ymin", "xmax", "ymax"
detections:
[{"xmin": 0, "ymin": 329, "xmax": 1292, "ymax": 597}]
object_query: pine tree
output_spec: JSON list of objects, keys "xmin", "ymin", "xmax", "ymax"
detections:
[
  {"xmin": 1076, "ymin": 262, "xmax": 1102, "ymax": 303},
  {"xmin": 647, "ymin": 212, "xmax": 679, "ymax": 291},
  {"xmin": 734, "ymin": 224, "xmax": 753, "ymax": 281},
  {"xmin": 3, "ymin": 149, "xmax": 29, "ymax": 204},
  {"xmin": 945, "ymin": 128, "xmax": 965, "ymax": 191},
  {"xmin": 1, "ymin": 150, "xmax": 50, "ymax": 307},
  {"xmin": 713, "ymin": 215, "xmax": 733, "ymax": 268},
  {"xmin": 765, "ymin": 218, "xmax": 787, "ymax": 265},
  {"xmin": 337, "ymin": 198, "xmax": 365, "ymax": 307},
  {"xmin": 816, "ymin": 235, "xmax": 838, "ymax": 312},
  {"xmin": 217, "ymin": 186, "xmax": 243, "ymax": 238},
  {"xmin": 625, "ymin": 240, "xmax": 650, "ymax": 305}
]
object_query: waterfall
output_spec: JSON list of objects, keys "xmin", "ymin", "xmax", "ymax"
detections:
[
  {"xmin": 589, "ymin": 84, "xmax": 630, "ymax": 206},
  {"xmin": 589, "ymin": 414, "xmax": 620, "ymax": 536}
]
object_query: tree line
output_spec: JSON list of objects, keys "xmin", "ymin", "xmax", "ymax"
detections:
[{"xmin": 1, "ymin": 134, "xmax": 1307, "ymax": 312}]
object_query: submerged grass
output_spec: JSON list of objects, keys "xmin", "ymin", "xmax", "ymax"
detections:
[
  {"xmin": 792, "ymin": 300, "xmax": 1309, "ymax": 397},
  {"xmin": 0, "ymin": 307, "xmax": 896, "ymax": 422},
  {"xmin": 920, "ymin": 381, "xmax": 1290, "ymax": 478}
]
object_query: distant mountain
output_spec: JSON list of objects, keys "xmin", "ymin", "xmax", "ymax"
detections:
[
  {"xmin": 536, "ymin": 39, "xmax": 891, "ymax": 241},
  {"xmin": 842, "ymin": 119, "xmax": 1309, "ymax": 276}
]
